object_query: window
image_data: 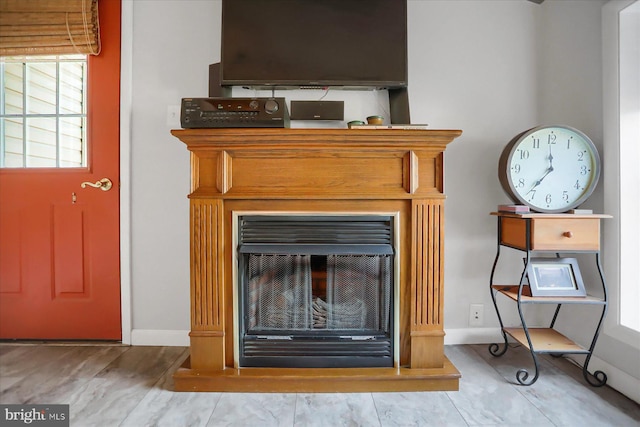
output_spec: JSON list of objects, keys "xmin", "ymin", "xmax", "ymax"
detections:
[{"xmin": 0, "ymin": 55, "xmax": 87, "ymax": 168}]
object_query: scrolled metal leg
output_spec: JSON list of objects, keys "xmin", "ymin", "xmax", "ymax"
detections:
[
  {"xmin": 514, "ymin": 340, "xmax": 541, "ymax": 386},
  {"xmin": 488, "ymin": 222, "xmax": 509, "ymax": 358},
  {"xmin": 582, "ymin": 351, "xmax": 608, "ymax": 387},
  {"xmin": 579, "ymin": 252, "xmax": 608, "ymax": 388},
  {"xmin": 516, "ymin": 362, "xmax": 540, "ymax": 386},
  {"xmin": 489, "ymin": 340, "xmax": 508, "ymax": 357},
  {"xmin": 583, "ymin": 368, "xmax": 607, "ymax": 387},
  {"xmin": 516, "ymin": 368, "xmax": 536, "ymax": 385}
]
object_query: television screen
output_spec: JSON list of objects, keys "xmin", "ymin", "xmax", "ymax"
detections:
[{"xmin": 221, "ymin": 0, "xmax": 407, "ymax": 89}]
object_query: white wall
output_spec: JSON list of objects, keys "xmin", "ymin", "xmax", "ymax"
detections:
[
  {"xmin": 128, "ymin": 0, "xmax": 220, "ymax": 340},
  {"xmin": 125, "ymin": 0, "xmax": 637, "ymax": 398}
]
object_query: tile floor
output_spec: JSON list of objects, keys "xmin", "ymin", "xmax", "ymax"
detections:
[{"xmin": 1, "ymin": 343, "xmax": 638, "ymax": 426}]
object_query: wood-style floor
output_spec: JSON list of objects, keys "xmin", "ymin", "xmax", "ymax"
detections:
[{"xmin": 1, "ymin": 343, "xmax": 638, "ymax": 426}]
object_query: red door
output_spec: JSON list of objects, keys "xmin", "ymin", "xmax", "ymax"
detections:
[{"xmin": 0, "ymin": 0, "xmax": 122, "ymax": 340}]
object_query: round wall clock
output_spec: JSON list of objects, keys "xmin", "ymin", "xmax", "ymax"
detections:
[{"xmin": 498, "ymin": 125, "xmax": 601, "ymax": 213}]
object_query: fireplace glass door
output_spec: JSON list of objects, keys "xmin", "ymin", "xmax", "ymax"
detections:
[{"xmin": 238, "ymin": 215, "xmax": 394, "ymax": 368}]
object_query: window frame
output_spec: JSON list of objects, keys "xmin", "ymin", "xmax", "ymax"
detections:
[{"xmin": 602, "ymin": 0, "xmax": 640, "ymax": 347}]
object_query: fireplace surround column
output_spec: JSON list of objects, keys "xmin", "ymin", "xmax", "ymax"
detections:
[
  {"xmin": 189, "ymin": 198, "xmax": 225, "ymax": 370},
  {"xmin": 410, "ymin": 199, "xmax": 445, "ymax": 368},
  {"xmin": 172, "ymin": 128, "xmax": 463, "ymax": 392}
]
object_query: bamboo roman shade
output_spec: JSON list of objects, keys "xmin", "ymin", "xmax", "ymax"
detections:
[{"xmin": 0, "ymin": 0, "xmax": 100, "ymax": 56}]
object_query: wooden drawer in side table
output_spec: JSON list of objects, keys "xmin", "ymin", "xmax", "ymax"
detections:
[{"xmin": 500, "ymin": 216, "xmax": 601, "ymax": 251}]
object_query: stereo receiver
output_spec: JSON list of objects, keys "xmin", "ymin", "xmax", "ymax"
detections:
[{"xmin": 180, "ymin": 97, "xmax": 290, "ymax": 128}]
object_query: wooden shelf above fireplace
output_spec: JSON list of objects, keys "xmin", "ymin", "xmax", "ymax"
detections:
[{"xmin": 172, "ymin": 128, "xmax": 463, "ymax": 392}]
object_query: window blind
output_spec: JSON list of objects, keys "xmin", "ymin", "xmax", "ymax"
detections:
[{"xmin": 0, "ymin": 0, "xmax": 100, "ymax": 56}]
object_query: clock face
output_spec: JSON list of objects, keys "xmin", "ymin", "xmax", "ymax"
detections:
[{"xmin": 499, "ymin": 125, "xmax": 601, "ymax": 213}]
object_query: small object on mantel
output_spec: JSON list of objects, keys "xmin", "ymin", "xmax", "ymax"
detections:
[
  {"xmin": 347, "ymin": 120, "xmax": 366, "ymax": 128},
  {"xmin": 366, "ymin": 115, "xmax": 385, "ymax": 125},
  {"xmin": 568, "ymin": 208, "xmax": 593, "ymax": 214},
  {"xmin": 498, "ymin": 204, "xmax": 530, "ymax": 214}
]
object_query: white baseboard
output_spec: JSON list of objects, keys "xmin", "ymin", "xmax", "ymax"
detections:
[
  {"xmin": 444, "ymin": 327, "xmax": 503, "ymax": 345},
  {"xmin": 130, "ymin": 329, "xmax": 190, "ymax": 347}
]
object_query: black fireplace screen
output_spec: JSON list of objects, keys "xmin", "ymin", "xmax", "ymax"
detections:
[
  {"xmin": 247, "ymin": 254, "xmax": 391, "ymax": 331},
  {"xmin": 238, "ymin": 215, "xmax": 395, "ymax": 368}
]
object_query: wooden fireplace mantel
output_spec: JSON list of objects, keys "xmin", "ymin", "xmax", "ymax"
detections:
[{"xmin": 171, "ymin": 128, "xmax": 463, "ymax": 392}]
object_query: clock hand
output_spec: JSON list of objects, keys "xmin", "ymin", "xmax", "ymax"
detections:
[
  {"xmin": 526, "ymin": 144, "xmax": 555, "ymax": 195},
  {"xmin": 526, "ymin": 165, "xmax": 554, "ymax": 195}
]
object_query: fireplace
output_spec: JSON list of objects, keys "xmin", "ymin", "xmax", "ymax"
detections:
[
  {"xmin": 171, "ymin": 127, "xmax": 463, "ymax": 392},
  {"xmin": 237, "ymin": 214, "xmax": 395, "ymax": 368}
]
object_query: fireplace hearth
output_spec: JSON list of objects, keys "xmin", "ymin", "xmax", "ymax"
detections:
[
  {"xmin": 238, "ymin": 215, "xmax": 395, "ymax": 368},
  {"xmin": 171, "ymin": 128, "xmax": 463, "ymax": 392}
]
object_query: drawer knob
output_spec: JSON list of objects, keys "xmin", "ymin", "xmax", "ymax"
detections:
[{"xmin": 563, "ymin": 231, "xmax": 573, "ymax": 238}]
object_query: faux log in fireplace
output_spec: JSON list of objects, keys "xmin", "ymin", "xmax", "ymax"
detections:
[{"xmin": 171, "ymin": 128, "xmax": 463, "ymax": 392}]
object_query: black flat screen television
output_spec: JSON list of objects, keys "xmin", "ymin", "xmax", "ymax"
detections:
[{"xmin": 220, "ymin": 0, "xmax": 408, "ymax": 89}]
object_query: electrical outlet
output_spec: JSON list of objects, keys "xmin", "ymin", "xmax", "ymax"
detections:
[
  {"xmin": 469, "ymin": 303, "xmax": 484, "ymax": 327},
  {"xmin": 166, "ymin": 104, "xmax": 181, "ymax": 127}
]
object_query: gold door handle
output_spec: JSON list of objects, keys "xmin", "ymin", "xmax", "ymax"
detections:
[{"xmin": 81, "ymin": 178, "xmax": 113, "ymax": 191}]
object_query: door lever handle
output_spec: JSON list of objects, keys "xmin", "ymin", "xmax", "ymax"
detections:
[{"xmin": 81, "ymin": 178, "xmax": 113, "ymax": 191}]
